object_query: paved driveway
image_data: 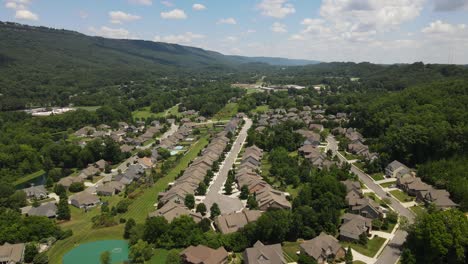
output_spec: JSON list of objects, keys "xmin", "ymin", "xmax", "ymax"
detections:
[
  {"xmin": 203, "ymin": 118, "xmax": 252, "ymax": 215},
  {"xmin": 327, "ymin": 135, "xmax": 416, "ymax": 264}
]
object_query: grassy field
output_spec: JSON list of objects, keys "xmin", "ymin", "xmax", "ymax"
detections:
[
  {"xmin": 340, "ymin": 151, "xmax": 361, "ymax": 161},
  {"xmin": 370, "ymin": 173, "xmax": 385, "ymax": 181},
  {"xmin": 48, "ymin": 136, "xmax": 210, "ymax": 264},
  {"xmin": 148, "ymin": 248, "xmax": 181, "ymax": 264},
  {"xmin": 132, "ymin": 106, "xmax": 158, "ymax": 120},
  {"xmin": 212, "ymin": 103, "xmax": 238, "ymax": 121},
  {"xmin": 354, "ymin": 261, "xmax": 367, "ymax": 264},
  {"xmin": 342, "ymin": 236, "xmax": 387, "ymax": 257},
  {"xmin": 251, "ymin": 105, "xmax": 269, "ymax": 114},
  {"xmin": 282, "ymin": 241, "xmax": 300, "ymax": 262},
  {"xmin": 14, "ymin": 170, "xmax": 45, "ymax": 186},
  {"xmin": 390, "ymin": 190, "xmax": 414, "ymax": 203}
]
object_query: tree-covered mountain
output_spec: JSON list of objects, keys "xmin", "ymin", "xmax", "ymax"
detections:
[{"xmin": 0, "ymin": 22, "xmax": 319, "ymax": 110}]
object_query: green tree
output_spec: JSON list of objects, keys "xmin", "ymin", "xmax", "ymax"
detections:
[
  {"xmin": 33, "ymin": 252, "xmax": 49, "ymax": 264},
  {"xmin": 184, "ymin": 194, "xmax": 195, "ymax": 209},
  {"xmin": 100, "ymin": 251, "xmax": 111, "ymax": 264},
  {"xmin": 129, "ymin": 239, "xmax": 153, "ymax": 263},
  {"xmin": 359, "ymin": 232, "xmax": 368, "ymax": 245},
  {"xmin": 196, "ymin": 203, "xmax": 207, "ymax": 216},
  {"xmin": 405, "ymin": 209, "xmax": 468, "ymax": 264},
  {"xmin": 24, "ymin": 243, "xmax": 38, "ymax": 263},
  {"xmin": 224, "ymin": 180, "xmax": 233, "ymax": 195},
  {"xmin": 345, "ymin": 246, "xmax": 353, "ymax": 264},
  {"xmin": 210, "ymin": 203, "xmax": 221, "ymax": 219},
  {"xmin": 247, "ymin": 195, "xmax": 259, "ymax": 209},
  {"xmin": 143, "ymin": 216, "xmax": 169, "ymax": 244},
  {"xmin": 68, "ymin": 182, "xmax": 84, "ymax": 193},
  {"xmin": 298, "ymin": 253, "xmax": 317, "ymax": 264},
  {"xmin": 196, "ymin": 182, "xmax": 207, "ymax": 195},
  {"xmin": 239, "ymin": 185, "xmax": 249, "ymax": 200},
  {"xmin": 165, "ymin": 249, "xmax": 182, "ymax": 264},
  {"xmin": 124, "ymin": 218, "xmax": 136, "ymax": 239},
  {"xmin": 57, "ymin": 196, "xmax": 71, "ymax": 220}
]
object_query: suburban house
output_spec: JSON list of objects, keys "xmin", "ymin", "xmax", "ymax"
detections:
[
  {"xmin": 349, "ymin": 198, "xmax": 384, "ymax": 219},
  {"xmin": 22, "ymin": 185, "xmax": 48, "ymax": 200},
  {"xmin": 255, "ymin": 187, "xmax": 291, "ymax": 211},
  {"xmin": 148, "ymin": 201, "xmax": 203, "ymax": 223},
  {"xmin": 416, "ymin": 188, "xmax": 458, "ymax": 210},
  {"xmin": 300, "ymin": 233, "xmax": 346, "ymax": 264},
  {"xmin": 309, "ymin": 123, "xmax": 324, "ymax": 132},
  {"xmin": 243, "ymin": 241, "xmax": 286, "ymax": 264},
  {"xmin": 214, "ymin": 210, "xmax": 262, "ymax": 234},
  {"xmin": 180, "ymin": 245, "xmax": 228, "ymax": 264},
  {"xmin": 339, "ymin": 213, "xmax": 372, "ymax": 242},
  {"xmin": 96, "ymin": 181, "xmax": 125, "ymax": 196},
  {"xmin": 58, "ymin": 176, "xmax": 84, "ymax": 189},
  {"xmin": 385, "ymin": 160, "xmax": 411, "ymax": 178},
  {"xmin": 69, "ymin": 192, "xmax": 100, "ymax": 208},
  {"xmin": 21, "ymin": 202, "xmax": 57, "ymax": 218},
  {"xmin": 0, "ymin": 243, "xmax": 25, "ymax": 264}
]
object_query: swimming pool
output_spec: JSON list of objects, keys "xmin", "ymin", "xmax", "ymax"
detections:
[{"xmin": 63, "ymin": 240, "xmax": 129, "ymax": 264}]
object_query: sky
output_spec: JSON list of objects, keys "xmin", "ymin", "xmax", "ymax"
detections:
[{"xmin": 1, "ymin": 0, "xmax": 468, "ymax": 64}]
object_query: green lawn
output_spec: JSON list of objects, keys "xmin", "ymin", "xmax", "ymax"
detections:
[
  {"xmin": 212, "ymin": 103, "xmax": 238, "ymax": 121},
  {"xmin": 251, "ymin": 105, "xmax": 269, "ymax": 114},
  {"xmin": 370, "ymin": 173, "xmax": 385, "ymax": 181},
  {"xmin": 389, "ymin": 190, "xmax": 414, "ymax": 203},
  {"xmin": 380, "ymin": 181, "xmax": 397, "ymax": 188},
  {"xmin": 148, "ymin": 248, "xmax": 180, "ymax": 264},
  {"xmin": 132, "ymin": 106, "xmax": 158, "ymax": 120},
  {"xmin": 342, "ymin": 236, "xmax": 387, "ymax": 257},
  {"xmin": 340, "ymin": 151, "xmax": 360, "ymax": 161},
  {"xmin": 14, "ymin": 170, "xmax": 45, "ymax": 186},
  {"xmin": 410, "ymin": 205, "xmax": 426, "ymax": 216},
  {"xmin": 354, "ymin": 261, "xmax": 367, "ymax": 264},
  {"xmin": 282, "ymin": 241, "xmax": 300, "ymax": 262},
  {"xmin": 48, "ymin": 136, "xmax": 210, "ymax": 264},
  {"xmin": 75, "ymin": 106, "xmax": 101, "ymax": 111}
]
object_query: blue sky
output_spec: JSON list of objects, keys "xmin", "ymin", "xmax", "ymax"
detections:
[{"xmin": 1, "ymin": 0, "xmax": 468, "ymax": 63}]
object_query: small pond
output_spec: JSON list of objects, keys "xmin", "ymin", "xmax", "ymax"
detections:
[{"xmin": 63, "ymin": 240, "xmax": 129, "ymax": 264}]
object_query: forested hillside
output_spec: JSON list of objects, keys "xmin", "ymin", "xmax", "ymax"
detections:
[{"xmin": 349, "ymin": 80, "xmax": 468, "ymax": 209}]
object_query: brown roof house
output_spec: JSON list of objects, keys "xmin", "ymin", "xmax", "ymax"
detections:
[
  {"xmin": 22, "ymin": 185, "xmax": 48, "ymax": 200},
  {"xmin": 69, "ymin": 192, "xmax": 100, "ymax": 208},
  {"xmin": 339, "ymin": 213, "xmax": 372, "ymax": 242},
  {"xmin": 96, "ymin": 181, "xmax": 125, "ymax": 196},
  {"xmin": 417, "ymin": 188, "xmax": 458, "ymax": 210},
  {"xmin": 350, "ymin": 198, "xmax": 384, "ymax": 219},
  {"xmin": 21, "ymin": 202, "xmax": 57, "ymax": 218},
  {"xmin": 180, "ymin": 245, "xmax": 228, "ymax": 264},
  {"xmin": 214, "ymin": 210, "xmax": 262, "ymax": 234},
  {"xmin": 149, "ymin": 201, "xmax": 203, "ymax": 223},
  {"xmin": 0, "ymin": 243, "xmax": 25, "ymax": 264},
  {"xmin": 243, "ymin": 241, "xmax": 286, "ymax": 264},
  {"xmin": 300, "ymin": 233, "xmax": 345, "ymax": 264},
  {"xmin": 385, "ymin": 160, "xmax": 411, "ymax": 178},
  {"xmin": 255, "ymin": 187, "xmax": 291, "ymax": 211}
]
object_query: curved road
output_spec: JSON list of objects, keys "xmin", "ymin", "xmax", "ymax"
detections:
[{"xmin": 327, "ymin": 135, "xmax": 415, "ymax": 264}]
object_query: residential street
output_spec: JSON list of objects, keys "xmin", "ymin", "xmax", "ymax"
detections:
[
  {"xmin": 202, "ymin": 117, "xmax": 252, "ymax": 214},
  {"xmin": 326, "ymin": 135, "xmax": 416, "ymax": 264}
]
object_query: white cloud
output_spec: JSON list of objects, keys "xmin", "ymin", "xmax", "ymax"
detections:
[
  {"xmin": 217, "ymin": 18, "xmax": 237, "ymax": 25},
  {"xmin": 289, "ymin": 34, "xmax": 305, "ymax": 41},
  {"xmin": 128, "ymin": 0, "xmax": 152, "ymax": 5},
  {"xmin": 257, "ymin": 0, "xmax": 296, "ymax": 18},
  {"xmin": 160, "ymin": 9, "xmax": 187, "ymax": 20},
  {"xmin": 422, "ymin": 20, "xmax": 466, "ymax": 34},
  {"xmin": 15, "ymin": 9, "xmax": 38, "ymax": 21},
  {"xmin": 89, "ymin": 26, "xmax": 131, "ymax": 39},
  {"xmin": 246, "ymin": 29, "xmax": 256, "ymax": 34},
  {"xmin": 161, "ymin": 1, "xmax": 173, "ymax": 7},
  {"xmin": 193, "ymin": 3, "xmax": 206, "ymax": 11},
  {"xmin": 109, "ymin": 11, "xmax": 141, "ymax": 24},
  {"xmin": 153, "ymin": 32, "xmax": 204, "ymax": 44},
  {"xmin": 271, "ymin": 22, "xmax": 287, "ymax": 33}
]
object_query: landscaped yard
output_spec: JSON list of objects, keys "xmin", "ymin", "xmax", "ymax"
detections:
[
  {"xmin": 75, "ymin": 106, "xmax": 101, "ymax": 112},
  {"xmin": 251, "ymin": 105, "xmax": 269, "ymax": 114},
  {"xmin": 212, "ymin": 103, "xmax": 238, "ymax": 121},
  {"xmin": 148, "ymin": 248, "xmax": 181, "ymax": 264},
  {"xmin": 342, "ymin": 236, "xmax": 387, "ymax": 257},
  {"xmin": 410, "ymin": 205, "xmax": 426, "ymax": 216},
  {"xmin": 340, "ymin": 151, "xmax": 361, "ymax": 161},
  {"xmin": 390, "ymin": 189, "xmax": 414, "ymax": 203},
  {"xmin": 48, "ymin": 136, "xmax": 210, "ymax": 264},
  {"xmin": 282, "ymin": 241, "xmax": 300, "ymax": 262},
  {"xmin": 370, "ymin": 173, "xmax": 385, "ymax": 181},
  {"xmin": 380, "ymin": 181, "xmax": 397, "ymax": 188}
]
